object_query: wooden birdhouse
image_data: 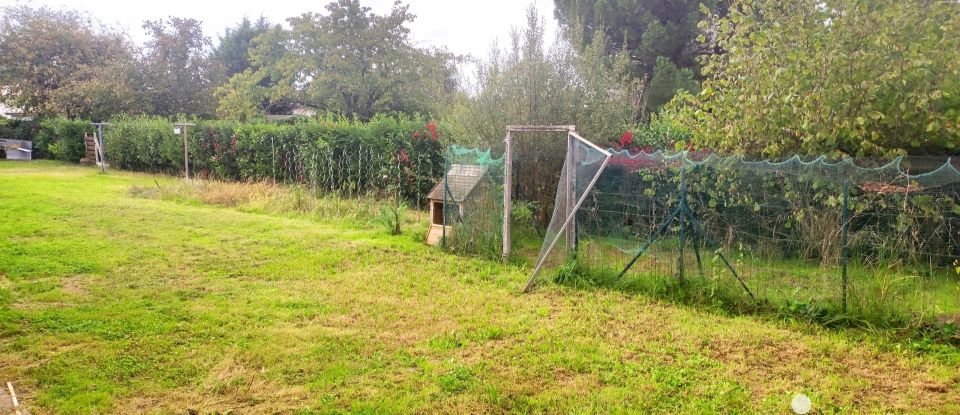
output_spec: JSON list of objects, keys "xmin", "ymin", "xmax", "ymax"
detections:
[{"xmin": 425, "ymin": 164, "xmax": 490, "ymax": 246}]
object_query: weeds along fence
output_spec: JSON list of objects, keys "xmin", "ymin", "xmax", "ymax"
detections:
[
  {"xmin": 524, "ymin": 150, "xmax": 960, "ymax": 325},
  {"xmin": 89, "ymin": 116, "xmax": 444, "ymax": 204}
]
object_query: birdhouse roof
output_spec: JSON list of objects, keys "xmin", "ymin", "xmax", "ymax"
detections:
[{"xmin": 427, "ymin": 164, "xmax": 489, "ymax": 203}]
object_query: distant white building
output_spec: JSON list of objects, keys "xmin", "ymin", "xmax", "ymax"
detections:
[
  {"xmin": 0, "ymin": 100, "xmax": 30, "ymax": 121},
  {"xmin": 265, "ymin": 104, "xmax": 320, "ymax": 122}
]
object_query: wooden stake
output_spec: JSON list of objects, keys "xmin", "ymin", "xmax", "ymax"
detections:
[
  {"xmin": 502, "ymin": 130, "xmax": 512, "ymax": 262},
  {"xmin": 183, "ymin": 125, "xmax": 190, "ymax": 180},
  {"xmin": 7, "ymin": 382, "xmax": 22, "ymax": 415}
]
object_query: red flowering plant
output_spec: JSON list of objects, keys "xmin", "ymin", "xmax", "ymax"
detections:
[{"xmin": 619, "ymin": 131, "xmax": 633, "ymax": 148}]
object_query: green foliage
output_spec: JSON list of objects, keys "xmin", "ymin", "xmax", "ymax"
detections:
[
  {"xmin": 554, "ymin": 0, "xmax": 723, "ymax": 115},
  {"xmin": 0, "ymin": 118, "xmax": 39, "ymax": 142},
  {"xmin": 376, "ymin": 202, "xmax": 407, "ymax": 235},
  {"xmin": 106, "ymin": 116, "xmax": 182, "ymax": 172},
  {"xmin": 139, "ymin": 18, "xmax": 223, "ymax": 117},
  {"xmin": 104, "ymin": 115, "xmax": 445, "ymax": 202},
  {"xmin": 671, "ymin": 0, "xmax": 960, "ymax": 157},
  {"xmin": 616, "ymin": 113, "xmax": 692, "ymax": 151},
  {"xmin": 214, "ymin": 16, "xmax": 271, "ymax": 77},
  {"xmin": 647, "ymin": 57, "xmax": 700, "ymax": 113},
  {"xmin": 220, "ymin": 0, "xmax": 457, "ymax": 121},
  {"xmin": 0, "ymin": 5, "xmax": 138, "ymax": 119},
  {"xmin": 33, "ymin": 118, "xmax": 93, "ymax": 161},
  {"xmin": 444, "ymin": 6, "xmax": 637, "ymax": 146}
]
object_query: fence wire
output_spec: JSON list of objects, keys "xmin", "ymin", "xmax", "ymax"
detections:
[{"xmin": 568, "ymin": 151, "xmax": 960, "ymax": 321}]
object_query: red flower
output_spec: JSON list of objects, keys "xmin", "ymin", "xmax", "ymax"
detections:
[
  {"xmin": 619, "ymin": 131, "xmax": 634, "ymax": 148},
  {"xmin": 413, "ymin": 131, "xmax": 421, "ymax": 140},
  {"xmin": 427, "ymin": 121, "xmax": 439, "ymax": 140},
  {"xmin": 398, "ymin": 148, "xmax": 410, "ymax": 164}
]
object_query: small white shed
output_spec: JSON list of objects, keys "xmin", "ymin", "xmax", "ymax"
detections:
[{"xmin": 0, "ymin": 139, "xmax": 32, "ymax": 160}]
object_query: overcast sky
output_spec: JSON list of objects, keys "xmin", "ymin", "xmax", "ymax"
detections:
[{"xmin": 18, "ymin": 0, "xmax": 560, "ymax": 60}]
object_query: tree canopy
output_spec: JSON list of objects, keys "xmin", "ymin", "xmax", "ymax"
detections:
[
  {"xmin": 553, "ymin": 0, "xmax": 723, "ymax": 116},
  {"xmin": 216, "ymin": 0, "xmax": 457, "ymax": 121},
  {"xmin": 671, "ymin": 0, "xmax": 960, "ymax": 157},
  {"xmin": 140, "ymin": 18, "xmax": 223, "ymax": 117},
  {"xmin": 214, "ymin": 16, "xmax": 271, "ymax": 77},
  {"xmin": 445, "ymin": 6, "xmax": 637, "ymax": 146},
  {"xmin": 0, "ymin": 5, "xmax": 136, "ymax": 119}
]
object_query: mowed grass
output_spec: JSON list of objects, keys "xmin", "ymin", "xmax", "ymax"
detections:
[{"xmin": 1, "ymin": 161, "xmax": 959, "ymax": 414}]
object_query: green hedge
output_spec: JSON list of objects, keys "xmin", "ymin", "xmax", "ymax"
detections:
[
  {"xmin": 31, "ymin": 119, "xmax": 92, "ymax": 161},
  {"xmin": 98, "ymin": 115, "xmax": 444, "ymax": 202}
]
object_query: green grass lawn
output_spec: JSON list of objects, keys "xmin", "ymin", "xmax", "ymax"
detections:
[{"xmin": 2, "ymin": 161, "xmax": 960, "ymax": 414}]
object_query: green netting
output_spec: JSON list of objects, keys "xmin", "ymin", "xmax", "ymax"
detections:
[
  {"xmin": 543, "ymin": 149, "xmax": 960, "ymax": 322},
  {"xmin": 441, "ymin": 145, "xmax": 505, "ymax": 258}
]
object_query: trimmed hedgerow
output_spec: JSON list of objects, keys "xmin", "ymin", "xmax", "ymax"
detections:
[{"xmin": 101, "ymin": 115, "xmax": 444, "ymax": 202}]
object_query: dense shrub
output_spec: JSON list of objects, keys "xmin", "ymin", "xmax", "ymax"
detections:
[
  {"xmin": 0, "ymin": 118, "xmax": 39, "ymax": 151},
  {"xmin": 103, "ymin": 115, "xmax": 444, "ymax": 203},
  {"xmin": 106, "ymin": 116, "xmax": 180, "ymax": 172},
  {"xmin": 608, "ymin": 115, "xmax": 692, "ymax": 152},
  {"xmin": 33, "ymin": 118, "xmax": 93, "ymax": 161}
]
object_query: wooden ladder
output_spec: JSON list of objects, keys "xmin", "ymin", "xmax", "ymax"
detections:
[{"xmin": 82, "ymin": 133, "xmax": 98, "ymax": 164}]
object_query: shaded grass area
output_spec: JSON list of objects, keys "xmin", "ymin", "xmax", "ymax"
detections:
[{"xmin": 1, "ymin": 161, "xmax": 960, "ymax": 414}]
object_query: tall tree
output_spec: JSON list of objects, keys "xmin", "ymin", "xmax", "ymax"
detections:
[
  {"xmin": 140, "ymin": 17, "xmax": 223, "ymax": 117},
  {"xmin": 214, "ymin": 16, "xmax": 271, "ymax": 77},
  {"xmin": 445, "ymin": 5, "xmax": 637, "ymax": 146},
  {"xmin": 218, "ymin": 0, "xmax": 456, "ymax": 120},
  {"xmin": 0, "ymin": 5, "xmax": 138, "ymax": 118},
  {"xmin": 553, "ymin": 0, "xmax": 723, "ymax": 116}
]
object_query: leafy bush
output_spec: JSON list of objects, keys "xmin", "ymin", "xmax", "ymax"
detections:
[
  {"xmin": 33, "ymin": 118, "xmax": 91, "ymax": 161},
  {"xmin": 610, "ymin": 115, "xmax": 692, "ymax": 152},
  {"xmin": 376, "ymin": 202, "xmax": 407, "ymax": 235},
  {"xmin": 671, "ymin": 0, "xmax": 960, "ymax": 157},
  {"xmin": 105, "ymin": 116, "xmax": 180, "ymax": 172},
  {"xmin": 103, "ymin": 115, "xmax": 445, "ymax": 203},
  {"xmin": 0, "ymin": 118, "xmax": 39, "ymax": 143}
]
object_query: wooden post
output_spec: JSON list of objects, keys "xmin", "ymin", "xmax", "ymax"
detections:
[
  {"xmin": 7, "ymin": 382, "xmax": 21, "ymax": 415},
  {"xmin": 502, "ymin": 130, "xmax": 513, "ymax": 262},
  {"xmin": 97, "ymin": 124, "xmax": 104, "ymax": 173},
  {"xmin": 175, "ymin": 123, "xmax": 195, "ymax": 180},
  {"xmin": 183, "ymin": 125, "xmax": 190, "ymax": 179}
]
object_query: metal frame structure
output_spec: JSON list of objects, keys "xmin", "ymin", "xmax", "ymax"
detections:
[
  {"xmin": 613, "ymin": 168, "xmax": 756, "ymax": 301},
  {"xmin": 499, "ymin": 125, "xmax": 613, "ymax": 292},
  {"xmin": 91, "ymin": 122, "xmax": 110, "ymax": 173},
  {"xmin": 502, "ymin": 125, "xmax": 577, "ymax": 262},
  {"xmin": 519, "ymin": 129, "xmax": 612, "ymax": 292}
]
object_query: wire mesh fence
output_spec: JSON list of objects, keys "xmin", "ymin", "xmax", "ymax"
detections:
[
  {"xmin": 441, "ymin": 138, "xmax": 959, "ymax": 323},
  {"xmin": 562, "ymin": 151, "xmax": 960, "ymax": 323},
  {"xmin": 441, "ymin": 145, "xmax": 505, "ymax": 258}
]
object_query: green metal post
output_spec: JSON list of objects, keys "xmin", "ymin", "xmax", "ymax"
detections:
[
  {"xmin": 840, "ymin": 179, "xmax": 850, "ymax": 313},
  {"xmin": 677, "ymin": 167, "xmax": 687, "ymax": 283},
  {"xmin": 441, "ymin": 151, "xmax": 448, "ymax": 249}
]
